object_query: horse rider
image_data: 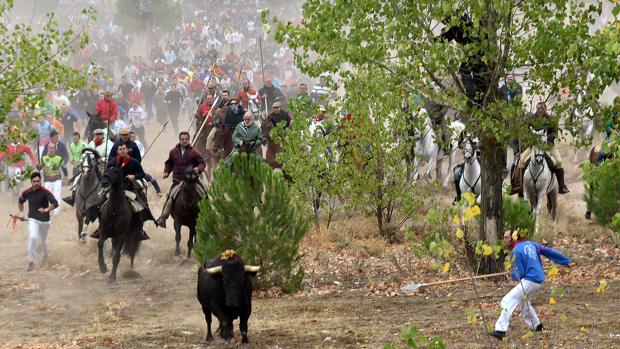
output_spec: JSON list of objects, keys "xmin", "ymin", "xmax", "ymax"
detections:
[
  {"xmin": 63, "ymin": 127, "xmax": 114, "ymax": 206},
  {"xmin": 232, "ymin": 111, "xmax": 263, "ymax": 155},
  {"xmin": 596, "ymin": 101, "xmax": 618, "ymax": 163},
  {"xmin": 156, "ymin": 131, "xmax": 206, "ymax": 228},
  {"xmin": 91, "ymin": 142, "xmax": 153, "ymax": 240},
  {"xmin": 108, "ymin": 128, "xmax": 142, "ymax": 164},
  {"xmin": 423, "ymin": 98, "xmax": 451, "ymax": 154},
  {"xmin": 512, "ymin": 102, "xmax": 569, "ymax": 195},
  {"xmin": 223, "ymin": 98, "xmax": 245, "ymax": 157},
  {"xmin": 264, "ymin": 101, "xmax": 291, "ymax": 168},
  {"xmin": 236, "ymin": 79, "xmax": 257, "ymax": 112}
]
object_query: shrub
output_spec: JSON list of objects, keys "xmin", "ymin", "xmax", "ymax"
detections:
[
  {"xmin": 503, "ymin": 196, "xmax": 535, "ymax": 238},
  {"xmin": 583, "ymin": 156, "xmax": 620, "ymax": 226},
  {"xmin": 194, "ymin": 153, "xmax": 309, "ymax": 292}
]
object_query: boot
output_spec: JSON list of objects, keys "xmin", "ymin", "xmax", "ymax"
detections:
[
  {"xmin": 556, "ymin": 168, "xmax": 570, "ymax": 194},
  {"xmin": 490, "ymin": 330, "xmax": 506, "ymax": 340},
  {"xmin": 156, "ymin": 215, "xmax": 167, "ymax": 228},
  {"xmin": 140, "ymin": 230, "xmax": 150, "ymax": 241},
  {"xmin": 509, "ymin": 167, "xmax": 523, "ymax": 195},
  {"xmin": 156, "ymin": 196, "xmax": 174, "ymax": 228},
  {"xmin": 535, "ymin": 324, "xmax": 544, "ymax": 332},
  {"xmin": 62, "ymin": 190, "xmax": 76, "ymax": 206},
  {"xmin": 90, "ymin": 228, "xmax": 100, "ymax": 239},
  {"xmin": 453, "ymin": 164, "xmax": 463, "ymax": 204}
]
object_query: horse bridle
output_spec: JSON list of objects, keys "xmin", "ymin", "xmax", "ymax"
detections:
[{"xmin": 528, "ymin": 152, "xmax": 553, "ymax": 192}]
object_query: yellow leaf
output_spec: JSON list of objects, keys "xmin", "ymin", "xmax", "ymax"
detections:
[
  {"xmin": 463, "ymin": 208, "xmax": 474, "ymax": 221},
  {"xmin": 596, "ymin": 279, "xmax": 608, "ymax": 294},
  {"xmin": 467, "ymin": 314, "xmax": 477, "ymax": 324},
  {"xmin": 463, "ymin": 192, "xmax": 476, "ymax": 206},
  {"xmin": 470, "ymin": 205, "xmax": 481, "ymax": 216},
  {"xmin": 549, "ymin": 297, "xmax": 556, "ymax": 305},
  {"xmin": 452, "ymin": 215, "xmax": 461, "ymax": 225},
  {"xmin": 521, "ymin": 331, "xmax": 534, "ymax": 340},
  {"xmin": 455, "ymin": 228, "xmax": 465, "ymax": 239},
  {"xmin": 580, "ymin": 327, "xmax": 589, "ymax": 334},
  {"xmin": 504, "ymin": 258, "xmax": 512, "ymax": 271},
  {"xmin": 482, "ymin": 244, "xmax": 493, "ymax": 256},
  {"xmin": 548, "ymin": 265, "xmax": 559, "ymax": 278},
  {"xmin": 442, "ymin": 263, "xmax": 450, "ymax": 273},
  {"xmin": 512, "ymin": 230, "xmax": 519, "ymax": 241}
]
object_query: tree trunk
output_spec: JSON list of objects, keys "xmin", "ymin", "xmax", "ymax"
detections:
[{"xmin": 479, "ymin": 135, "xmax": 505, "ymax": 274}]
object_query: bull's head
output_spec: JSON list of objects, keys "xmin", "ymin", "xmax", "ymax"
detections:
[{"xmin": 206, "ymin": 258, "xmax": 260, "ymax": 308}]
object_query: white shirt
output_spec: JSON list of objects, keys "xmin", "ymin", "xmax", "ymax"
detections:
[
  {"xmin": 88, "ymin": 139, "xmax": 115, "ymax": 158},
  {"xmin": 128, "ymin": 106, "xmax": 147, "ymax": 128}
]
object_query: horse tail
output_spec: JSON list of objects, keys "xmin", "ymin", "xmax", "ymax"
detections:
[{"xmin": 122, "ymin": 225, "xmax": 142, "ymax": 259}]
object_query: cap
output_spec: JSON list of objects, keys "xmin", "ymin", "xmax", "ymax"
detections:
[
  {"xmin": 272, "ymin": 101, "xmax": 282, "ymax": 108},
  {"xmin": 94, "ymin": 129, "xmax": 104, "ymax": 134}
]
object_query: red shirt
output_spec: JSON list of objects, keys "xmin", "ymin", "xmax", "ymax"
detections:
[
  {"xmin": 0, "ymin": 143, "xmax": 37, "ymax": 169},
  {"xmin": 127, "ymin": 91, "xmax": 145, "ymax": 106},
  {"xmin": 94, "ymin": 98, "xmax": 119, "ymax": 122},
  {"xmin": 236, "ymin": 88, "xmax": 257, "ymax": 111},
  {"xmin": 196, "ymin": 103, "xmax": 213, "ymax": 125}
]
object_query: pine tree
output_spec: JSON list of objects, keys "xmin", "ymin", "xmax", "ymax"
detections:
[{"xmin": 194, "ymin": 153, "xmax": 309, "ymax": 292}]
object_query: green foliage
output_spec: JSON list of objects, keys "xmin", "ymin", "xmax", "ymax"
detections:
[
  {"xmin": 194, "ymin": 153, "xmax": 309, "ymax": 291},
  {"xmin": 502, "ymin": 196, "xmax": 535, "ymax": 238},
  {"xmin": 0, "ymin": 2, "xmax": 96, "ymax": 155},
  {"xmin": 582, "ymin": 134, "xmax": 620, "ymax": 226},
  {"xmin": 277, "ymin": 96, "xmax": 344, "ymax": 227},
  {"xmin": 114, "ymin": 0, "xmax": 181, "ymax": 34},
  {"xmin": 384, "ymin": 325, "xmax": 445, "ymax": 349},
  {"xmin": 268, "ymin": 0, "xmax": 620, "ymax": 246},
  {"xmin": 612, "ymin": 213, "xmax": 620, "ymax": 236}
]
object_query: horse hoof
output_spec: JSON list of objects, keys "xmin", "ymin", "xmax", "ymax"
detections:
[
  {"xmin": 107, "ymin": 275, "xmax": 116, "ymax": 283},
  {"xmin": 99, "ymin": 264, "xmax": 107, "ymax": 273}
]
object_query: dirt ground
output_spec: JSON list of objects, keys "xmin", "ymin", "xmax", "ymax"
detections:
[{"xmin": 1, "ymin": 122, "xmax": 620, "ymax": 348}]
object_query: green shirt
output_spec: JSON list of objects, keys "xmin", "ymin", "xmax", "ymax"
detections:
[
  {"xmin": 41, "ymin": 154, "xmax": 63, "ymax": 182},
  {"xmin": 69, "ymin": 140, "xmax": 87, "ymax": 166}
]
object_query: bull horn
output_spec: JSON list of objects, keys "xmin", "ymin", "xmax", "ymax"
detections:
[
  {"xmin": 205, "ymin": 266, "xmax": 222, "ymax": 274},
  {"xmin": 244, "ymin": 265, "xmax": 260, "ymax": 272}
]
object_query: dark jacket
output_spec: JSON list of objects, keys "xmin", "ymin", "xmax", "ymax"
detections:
[
  {"xmin": 164, "ymin": 144, "xmax": 206, "ymax": 183},
  {"xmin": 224, "ymin": 105, "xmax": 245, "ymax": 129},
  {"xmin": 108, "ymin": 140, "xmax": 142, "ymax": 163},
  {"xmin": 107, "ymin": 155, "xmax": 145, "ymax": 188}
]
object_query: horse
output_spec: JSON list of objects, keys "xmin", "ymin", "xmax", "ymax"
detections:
[
  {"xmin": 74, "ymin": 148, "xmax": 102, "ymax": 243},
  {"xmin": 523, "ymin": 146, "xmax": 558, "ymax": 234},
  {"xmin": 409, "ymin": 113, "xmax": 460, "ymax": 187},
  {"xmin": 458, "ymin": 138, "xmax": 481, "ymax": 203},
  {"xmin": 84, "ymin": 112, "xmax": 106, "ymax": 142},
  {"xmin": 97, "ymin": 165, "xmax": 141, "ymax": 282},
  {"xmin": 171, "ymin": 168, "xmax": 203, "ymax": 258},
  {"xmin": 247, "ymin": 93, "xmax": 264, "ymax": 128}
]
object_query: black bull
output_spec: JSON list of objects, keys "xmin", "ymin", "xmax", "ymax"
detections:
[{"xmin": 197, "ymin": 256, "xmax": 259, "ymax": 343}]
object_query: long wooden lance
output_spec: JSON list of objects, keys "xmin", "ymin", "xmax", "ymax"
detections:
[
  {"xmin": 142, "ymin": 120, "xmax": 169, "ymax": 160},
  {"xmin": 259, "ymin": 35, "xmax": 268, "ymax": 117},
  {"xmin": 191, "ymin": 94, "xmax": 220, "ymax": 148},
  {"xmin": 187, "ymin": 64, "xmax": 218, "ymax": 133}
]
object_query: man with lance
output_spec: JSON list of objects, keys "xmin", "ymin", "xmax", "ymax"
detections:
[
  {"xmin": 194, "ymin": 94, "xmax": 216, "ymax": 159},
  {"xmin": 156, "ymin": 132, "xmax": 206, "ymax": 228},
  {"xmin": 236, "ymin": 79, "xmax": 257, "ymax": 112}
]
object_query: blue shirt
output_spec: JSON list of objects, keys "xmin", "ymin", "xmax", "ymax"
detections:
[{"xmin": 510, "ymin": 240, "xmax": 571, "ymax": 283}]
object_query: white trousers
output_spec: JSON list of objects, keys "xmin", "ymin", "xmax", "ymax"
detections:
[
  {"xmin": 44, "ymin": 180, "xmax": 62, "ymax": 216},
  {"xmin": 495, "ymin": 279, "xmax": 542, "ymax": 332},
  {"xmin": 28, "ymin": 218, "xmax": 51, "ymax": 263}
]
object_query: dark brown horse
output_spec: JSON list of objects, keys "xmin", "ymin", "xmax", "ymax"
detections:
[
  {"xmin": 172, "ymin": 168, "xmax": 203, "ymax": 258},
  {"xmin": 98, "ymin": 165, "xmax": 141, "ymax": 282}
]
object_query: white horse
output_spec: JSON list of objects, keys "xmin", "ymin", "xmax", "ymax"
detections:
[
  {"xmin": 459, "ymin": 138, "xmax": 481, "ymax": 203},
  {"xmin": 247, "ymin": 93, "xmax": 264, "ymax": 128},
  {"xmin": 411, "ymin": 112, "xmax": 462, "ymax": 187},
  {"xmin": 523, "ymin": 146, "xmax": 558, "ymax": 234}
]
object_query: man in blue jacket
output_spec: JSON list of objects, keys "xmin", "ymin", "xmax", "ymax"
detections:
[{"xmin": 492, "ymin": 230, "xmax": 572, "ymax": 340}]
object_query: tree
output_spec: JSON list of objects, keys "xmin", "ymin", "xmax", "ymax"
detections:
[
  {"xmin": 267, "ymin": 1, "xmax": 620, "ymax": 272},
  {"xmin": 114, "ymin": 0, "xmax": 181, "ymax": 38},
  {"xmin": 0, "ymin": 0, "xmax": 95, "ymax": 164},
  {"xmin": 193, "ymin": 153, "xmax": 308, "ymax": 291}
]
